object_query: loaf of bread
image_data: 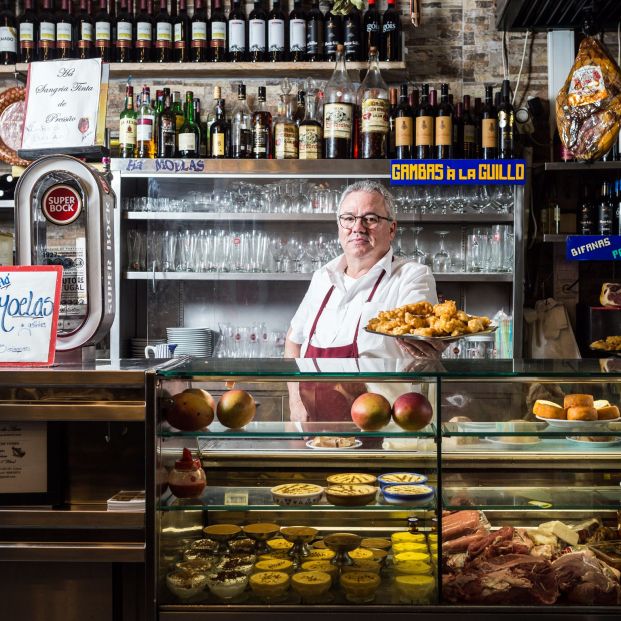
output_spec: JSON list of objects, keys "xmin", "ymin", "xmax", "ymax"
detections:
[
  {"xmin": 596, "ymin": 404, "xmax": 620, "ymax": 420},
  {"xmin": 533, "ymin": 400, "xmax": 565, "ymax": 419},
  {"xmin": 563, "ymin": 394, "xmax": 594, "ymax": 409},
  {"xmin": 567, "ymin": 406, "xmax": 597, "ymax": 421}
]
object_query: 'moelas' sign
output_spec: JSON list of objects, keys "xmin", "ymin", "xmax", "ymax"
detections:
[{"xmin": 41, "ymin": 184, "xmax": 82, "ymax": 225}]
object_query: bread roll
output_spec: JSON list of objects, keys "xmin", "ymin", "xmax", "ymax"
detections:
[
  {"xmin": 533, "ymin": 400, "xmax": 565, "ymax": 419},
  {"xmin": 563, "ymin": 394, "xmax": 594, "ymax": 409},
  {"xmin": 596, "ymin": 404, "xmax": 620, "ymax": 420},
  {"xmin": 567, "ymin": 406, "xmax": 597, "ymax": 421}
]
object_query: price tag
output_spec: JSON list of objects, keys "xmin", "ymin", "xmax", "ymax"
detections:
[{"xmin": 224, "ymin": 489, "xmax": 249, "ymax": 506}]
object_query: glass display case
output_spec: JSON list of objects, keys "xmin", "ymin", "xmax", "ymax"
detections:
[{"xmin": 147, "ymin": 358, "xmax": 621, "ymax": 618}]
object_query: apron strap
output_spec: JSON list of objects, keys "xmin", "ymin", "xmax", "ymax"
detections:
[
  {"xmin": 351, "ymin": 269, "xmax": 387, "ymax": 350},
  {"xmin": 307, "ymin": 285, "xmax": 335, "ymax": 347}
]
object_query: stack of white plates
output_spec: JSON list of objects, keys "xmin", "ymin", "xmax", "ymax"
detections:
[
  {"xmin": 166, "ymin": 327, "xmax": 215, "ymax": 357},
  {"xmin": 130, "ymin": 337, "xmax": 166, "ymax": 358}
]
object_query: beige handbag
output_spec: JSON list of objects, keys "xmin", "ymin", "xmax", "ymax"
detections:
[{"xmin": 524, "ymin": 298, "xmax": 581, "ymax": 359}]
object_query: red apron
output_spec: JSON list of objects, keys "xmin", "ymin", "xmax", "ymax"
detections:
[{"xmin": 300, "ymin": 270, "xmax": 386, "ymax": 421}]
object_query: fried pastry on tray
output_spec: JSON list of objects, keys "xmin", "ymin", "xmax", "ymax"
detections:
[{"xmin": 591, "ymin": 336, "xmax": 621, "ymax": 351}]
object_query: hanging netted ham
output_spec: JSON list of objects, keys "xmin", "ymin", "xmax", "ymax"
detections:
[
  {"xmin": 556, "ymin": 37, "xmax": 621, "ymax": 161},
  {"xmin": 600, "ymin": 283, "xmax": 621, "ymax": 307}
]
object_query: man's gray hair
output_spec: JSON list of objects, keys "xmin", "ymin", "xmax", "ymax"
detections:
[{"xmin": 336, "ymin": 181, "xmax": 396, "ymax": 221}]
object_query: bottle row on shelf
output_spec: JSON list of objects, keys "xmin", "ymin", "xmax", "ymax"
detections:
[
  {"xmin": 577, "ymin": 178, "xmax": 621, "ymax": 236},
  {"xmin": 1, "ymin": 0, "xmax": 400, "ymax": 64},
  {"xmin": 118, "ymin": 46, "xmax": 517, "ymax": 160}
]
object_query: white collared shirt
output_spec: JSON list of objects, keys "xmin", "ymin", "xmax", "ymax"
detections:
[{"xmin": 289, "ymin": 248, "xmax": 438, "ymax": 358}]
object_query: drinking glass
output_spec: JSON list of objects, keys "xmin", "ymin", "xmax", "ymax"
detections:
[
  {"xmin": 471, "ymin": 186, "xmax": 492, "ymax": 213},
  {"xmin": 502, "ymin": 230, "xmax": 514, "ymax": 273},
  {"xmin": 449, "ymin": 186, "xmax": 466, "ymax": 214},
  {"xmin": 466, "ymin": 227, "xmax": 487, "ymax": 273},
  {"xmin": 127, "ymin": 229, "xmax": 146, "ymax": 271},
  {"xmin": 432, "ymin": 231, "xmax": 451, "ymax": 273},
  {"xmin": 487, "ymin": 224, "xmax": 505, "ymax": 272},
  {"xmin": 393, "ymin": 226, "xmax": 407, "ymax": 258},
  {"xmin": 492, "ymin": 186, "xmax": 514, "ymax": 213},
  {"xmin": 410, "ymin": 226, "xmax": 428, "ymax": 265}
]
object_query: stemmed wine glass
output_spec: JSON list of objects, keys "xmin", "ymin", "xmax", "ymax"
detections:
[
  {"xmin": 393, "ymin": 226, "xmax": 407, "ymax": 258},
  {"xmin": 432, "ymin": 231, "xmax": 451, "ymax": 273},
  {"xmin": 492, "ymin": 186, "xmax": 514, "ymax": 214},
  {"xmin": 410, "ymin": 226, "xmax": 428, "ymax": 265}
]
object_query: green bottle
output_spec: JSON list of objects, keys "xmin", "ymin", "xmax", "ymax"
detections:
[
  {"xmin": 119, "ymin": 82, "xmax": 137, "ymax": 158},
  {"xmin": 178, "ymin": 90, "xmax": 200, "ymax": 158},
  {"xmin": 172, "ymin": 91, "xmax": 184, "ymax": 155}
]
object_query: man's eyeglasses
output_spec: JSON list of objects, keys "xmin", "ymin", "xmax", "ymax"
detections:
[{"xmin": 338, "ymin": 213, "xmax": 393, "ymax": 230}]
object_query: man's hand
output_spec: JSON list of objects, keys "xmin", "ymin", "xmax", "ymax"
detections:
[{"xmin": 396, "ymin": 337, "xmax": 447, "ymax": 359}]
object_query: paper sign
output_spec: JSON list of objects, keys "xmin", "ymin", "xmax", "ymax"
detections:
[
  {"xmin": 0, "ymin": 422, "xmax": 47, "ymax": 494},
  {"xmin": 0, "ymin": 266, "xmax": 62, "ymax": 366},
  {"xmin": 21, "ymin": 58, "xmax": 105, "ymax": 150}
]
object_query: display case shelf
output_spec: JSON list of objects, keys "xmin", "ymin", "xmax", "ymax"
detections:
[
  {"xmin": 442, "ymin": 422, "xmax": 621, "ymax": 437},
  {"xmin": 0, "ymin": 505, "xmax": 144, "ymax": 529}
]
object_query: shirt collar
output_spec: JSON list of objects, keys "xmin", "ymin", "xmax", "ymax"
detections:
[{"xmin": 324, "ymin": 247, "xmax": 395, "ymax": 290}]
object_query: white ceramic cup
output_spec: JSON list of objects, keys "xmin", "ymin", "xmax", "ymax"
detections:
[{"xmin": 145, "ymin": 344, "xmax": 172, "ymax": 358}]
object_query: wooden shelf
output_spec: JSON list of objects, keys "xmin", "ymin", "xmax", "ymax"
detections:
[{"xmin": 0, "ymin": 505, "xmax": 144, "ymax": 529}]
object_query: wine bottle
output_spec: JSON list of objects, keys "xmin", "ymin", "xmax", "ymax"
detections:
[
  {"xmin": 172, "ymin": 91, "xmax": 184, "ymax": 153},
  {"xmin": 388, "ymin": 87, "xmax": 398, "ymax": 158},
  {"xmin": 452, "ymin": 101, "xmax": 464, "ymax": 159},
  {"xmin": 343, "ymin": 5, "xmax": 361, "ymax": 62},
  {"xmin": 473, "ymin": 96, "xmax": 482, "ymax": 158},
  {"xmin": 362, "ymin": 0, "xmax": 380, "ymax": 61},
  {"xmin": 137, "ymin": 86, "xmax": 156, "ymax": 159},
  {"xmin": 305, "ymin": 0, "xmax": 323, "ymax": 61},
  {"xmin": 324, "ymin": 10, "xmax": 341, "ymax": 63},
  {"xmin": 114, "ymin": 0, "xmax": 132, "ymax": 62},
  {"xmin": 135, "ymin": 0, "xmax": 153, "ymax": 62},
  {"xmin": 18, "ymin": 0, "xmax": 37, "ymax": 63},
  {"xmin": 248, "ymin": 0, "xmax": 266, "ymax": 62},
  {"xmin": 435, "ymin": 83, "xmax": 453, "ymax": 159},
  {"xmin": 381, "ymin": 0, "xmax": 400, "ymax": 61},
  {"xmin": 228, "ymin": 0, "xmax": 246, "ymax": 61},
  {"xmin": 462, "ymin": 94, "xmax": 476, "ymax": 158},
  {"xmin": 178, "ymin": 91, "xmax": 200, "ymax": 158},
  {"xmin": 358, "ymin": 46, "xmax": 389, "ymax": 159},
  {"xmin": 157, "ymin": 91, "xmax": 176, "ymax": 158},
  {"xmin": 210, "ymin": 0, "xmax": 227, "ymax": 62},
  {"xmin": 205, "ymin": 85, "xmax": 221, "ymax": 155},
  {"xmin": 190, "ymin": 0, "xmax": 207, "ymax": 62},
  {"xmin": 416, "ymin": 83, "xmax": 434, "ymax": 159},
  {"xmin": 299, "ymin": 90, "xmax": 322, "ymax": 159},
  {"xmin": 498, "ymin": 79, "xmax": 514, "ymax": 159},
  {"xmin": 193, "ymin": 97, "xmax": 207, "ymax": 157},
  {"xmin": 55, "ymin": 0, "xmax": 74, "ymax": 59},
  {"xmin": 598, "ymin": 182, "xmax": 613, "ymax": 236},
  {"xmin": 119, "ymin": 83, "xmax": 137, "ymax": 158},
  {"xmin": 231, "ymin": 83, "xmax": 252, "ymax": 158},
  {"xmin": 481, "ymin": 85, "xmax": 497, "ymax": 159},
  {"xmin": 323, "ymin": 44, "xmax": 355, "ymax": 159},
  {"xmin": 210, "ymin": 98, "xmax": 228, "ymax": 158},
  {"xmin": 578, "ymin": 185, "xmax": 594, "ymax": 235},
  {"xmin": 154, "ymin": 0, "xmax": 172, "ymax": 62},
  {"xmin": 93, "ymin": 0, "xmax": 111, "ymax": 61},
  {"xmin": 0, "ymin": 0, "xmax": 16, "ymax": 65},
  {"xmin": 38, "ymin": 0, "xmax": 56, "ymax": 61},
  {"xmin": 395, "ymin": 83, "xmax": 414, "ymax": 159},
  {"xmin": 288, "ymin": 0, "xmax": 305, "ymax": 62},
  {"xmin": 251, "ymin": 85, "xmax": 272, "ymax": 158},
  {"xmin": 173, "ymin": 0, "xmax": 190, "ymax": 62},
  {"xmin": 267, "ymin": 0, "xmax": 286, "ymax": 62}
]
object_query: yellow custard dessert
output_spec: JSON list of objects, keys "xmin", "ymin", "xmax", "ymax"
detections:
[
  {"xmin": 300, "ymin": 561, "xmax": 338, "ymax": 584},
  {"xmin": 360, "ymin": 537, "xmax": 391, "ymax": 550},
  {"xmin": 428, "ymin": 533, "xmax": 438, "ymax": 543},
  {"xmin": 326, "ymin": 473, "xmax": 377, "ymax": 486},
  {"xmin": 311, "ymin": 540, "xmax": 327, "ymax": 549},
  {"xmin": 291, "ymin": 571, "xmax": 332, "ymax": 600},
  {"xmin": 348, "ymin": 547, "xmax": 374, "ymax": 561},
  {"xmin": 267, "ymin": 538, "xmax": 294, "ymax": 551},
  {"xmin": 392, "ymin": 542, "xmax": 429, "ymax": 554},
  {"xmin": 394, "ymin": 575, "xmax": 435, "ymax": 604},
  {"xmin": 254, "ymin": 559, "xmax": 294, "ymax": 575},
  {"xmin": 367, "ymin": 548, "xmax": 389, "ymax": 565},
  {"xmin": 339, "ymin": 571, "xmax": 381, "ymax": 603},
  {"xmin": 306, "ymin": 548, "xmax": 335, "ymax": 561},
  {"xmin": 391, "ymin": 532, "xmax": 426, "ymax": 545},
  {"xmin": 342, "ymin": 559, "xmax": 381, "ymax": 574},
  {"xmin": 257, "ymin": 551, "xmax": 290, "ymax": 561},
  {"xmin": 393, "ymin": 551, "xmax": 432, "ymax": 575},
  {"xmin": 249, "ymin": 571, "xmax": 290, "ymax": 600}
]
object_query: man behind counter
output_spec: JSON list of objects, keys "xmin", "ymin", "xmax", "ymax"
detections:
[{"xmin": 284, "ymin": 180, "xmax": 443, "ymax": 421}]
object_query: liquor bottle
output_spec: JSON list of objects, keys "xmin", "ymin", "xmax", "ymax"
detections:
[
  {"xmin": 381, "ymin": 0, "xmax": 400, "ymax": 61},
  {"xmin": 173, "ymin": 0, "xmax": 190, "ymax": 62},
  {"xmin": 299, "ymin": 90, "xmax": 322, "ymax": 159},
  {"xmin": 394, "ymin": 83, "xmax": 414, "ymax": 159},
  {"xmin": 178, "ymin": 91, "xmax": 200, "ymax": 158},
  {"xmin": 274, "ymin": 96, "xmax": 298, "ymax": 159},
  {"xmin": 0, "ymin": 0, "xmax": 16, "ymax": 65},
  {"xmin": 93, "ymin": 0, "xmax": 111, "ymax": 61},
  {"xmin": 288, "ymin": 0, "xmax": 305, "ymax": 62},
  {"xmin": 452, "ymin": 101, "xmax": 464, "ymax": 159},
  {"xmin": 153, "ymin": 89, "xmax": 164, "ymax": 155},
  {"xmin": 362, "ymin": 0, "xmax": 380, "ymax": 61},
  {"xmin": 205, "ymin": 85, "xmax": 222, "ymax": 155},
  {"xmin": 462, "ymin": 95, "xmax": 476, "ymax": 158},
  {"xmin": 210, "ymin": 98, "xmax": 228, "ymax": 158},
  {"xmin": 210, "ymin": 0, "xmax": 227, "ymax": 62},
  {"xmin": 267, "ymin": 0, "xmax": 286, "ymax": 62},
  {"xmin": 172, "ymin": 91, "xmax": 184, "ymax": 153},
  {"xmin": 135, "ymin": 0, "xmax": 153, "ymax": 62},
  {"xmin": 415, "ymin": 83, "xmax": 434, "ymax": 159},
  {"xmin": 193, "ymin": 98, "xmax": 207, "ymax": 157},
  {"xmin": 358, "ymin": 47, "xmax": 389, "ymax": 159},
  {"xmin": 481, "ymin": 85, "xmax": 497, "ymax": 159},
  {"xmin": 190, "ymin": 0, "xmax": 207, "ymax": 62},
  {"xmin": 305, "ymin": 0, "xmax": 323, "ymax": 61},
  {"xmin": 228, "ymin": 0, "xmax": 246, "ymax": 61},
  {"xmin": 251, "ymin": 85, "xmax": 272, "ymax": 158},
  {"xmin": 616, "ymin": 179, "xmax": 621, "ymax": 234},
  {"xmin": 248, "ymin": 0, "xmax": 266, "ymax": 61},
  {"xmin": 293, "ymin": 90, "xmax": 305, "ymax": 125},
  {"xmin": 137, "ymin": 86, "xmax": 156, "ymax": 159},
  {"xmin": 498, "ymin": 79, "xmax": 514, "ymax": 159},
  {"xmin": 157, "ymin": 91, "xmax": 176, "ymax": 158},
  {"xmin": 473, "ymin": 96, "xmax": 482, "ymax": 158},
  {"xmin": 435, "ymin": 83, "xmax": 453, "ymax": 159},
  {"xmin": 55, "ymin": 0, "xmax": 74, "ymax": 59},
  {"xmin": 17, "ymin": 0, "xmax": 37, "ymax": 63},
  {"xmin": 578, "ymin": 185, "xmax": 594, "ymax": 235},
  {"xmin": 388, "ymin": 87, "xmax": 398, "ymax": 158},
  {"xmin": 37, "ymin": 0, "xmax": 56, "ymax": 61},
  {"xmin": 119, "ymin": 83, "xmax": 137, "ymax": 158},
  {"xmin": 231, "ymin": 83, "xmax": 252, "ymax": 158},
  {"xmin": 343, "ymin": 5, "xmax": 361, "ymax": 61},
  {"xmin": 324, "ymin": 10, "xmax": 341, "ymax": 62},
  {"xmin": 598, "ymin": 182, "xmax": 613, "ymax": 236},
  {"xmin": 323, "ymin": 44, "xmax": 355, "ymax": 159},
  {"xmin": 154, "ymin": 0, "xmax": 173, "ymax": 62},
  {"xmin": 114, "ymin": 0, "xmax": 132, "ymax": 61}
]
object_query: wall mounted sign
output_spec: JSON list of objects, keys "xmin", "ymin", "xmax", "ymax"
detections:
[
  {"xmin": 18, "ymin": 58, "xmax": 109, "ymax": 159},
  {"xmin": 566, "ymin": 235, "xmax": 621, "ymax": 261},
  {"xmin": 0, "ymin": 265, "xmax": 62, "ymax": 366},
  {"xmin": 390, "ymin": 159, "xmax": 527, "ymax": 185}
]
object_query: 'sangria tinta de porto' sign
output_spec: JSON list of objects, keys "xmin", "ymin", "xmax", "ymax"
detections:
[
  {"xmin": 566, "ymin": 236, "xmax": 621, "ymax": 261},
  {"xmin": 390, "ymin": 159, "xmax": 527, "ymax": 185}
]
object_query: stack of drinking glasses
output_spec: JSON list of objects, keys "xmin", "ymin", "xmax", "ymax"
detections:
[
  {"xmin": 465, "ymin": 225, "xmax": 513, "ymax": 273},
  {"xmin": 217, "ymin": 323, "xmax": 286, "ymax": 358}
]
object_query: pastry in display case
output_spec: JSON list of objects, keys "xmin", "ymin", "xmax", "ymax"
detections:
[{"xmin": 147, "ymin": 358, "xmax": 621, "ymax": 617}]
